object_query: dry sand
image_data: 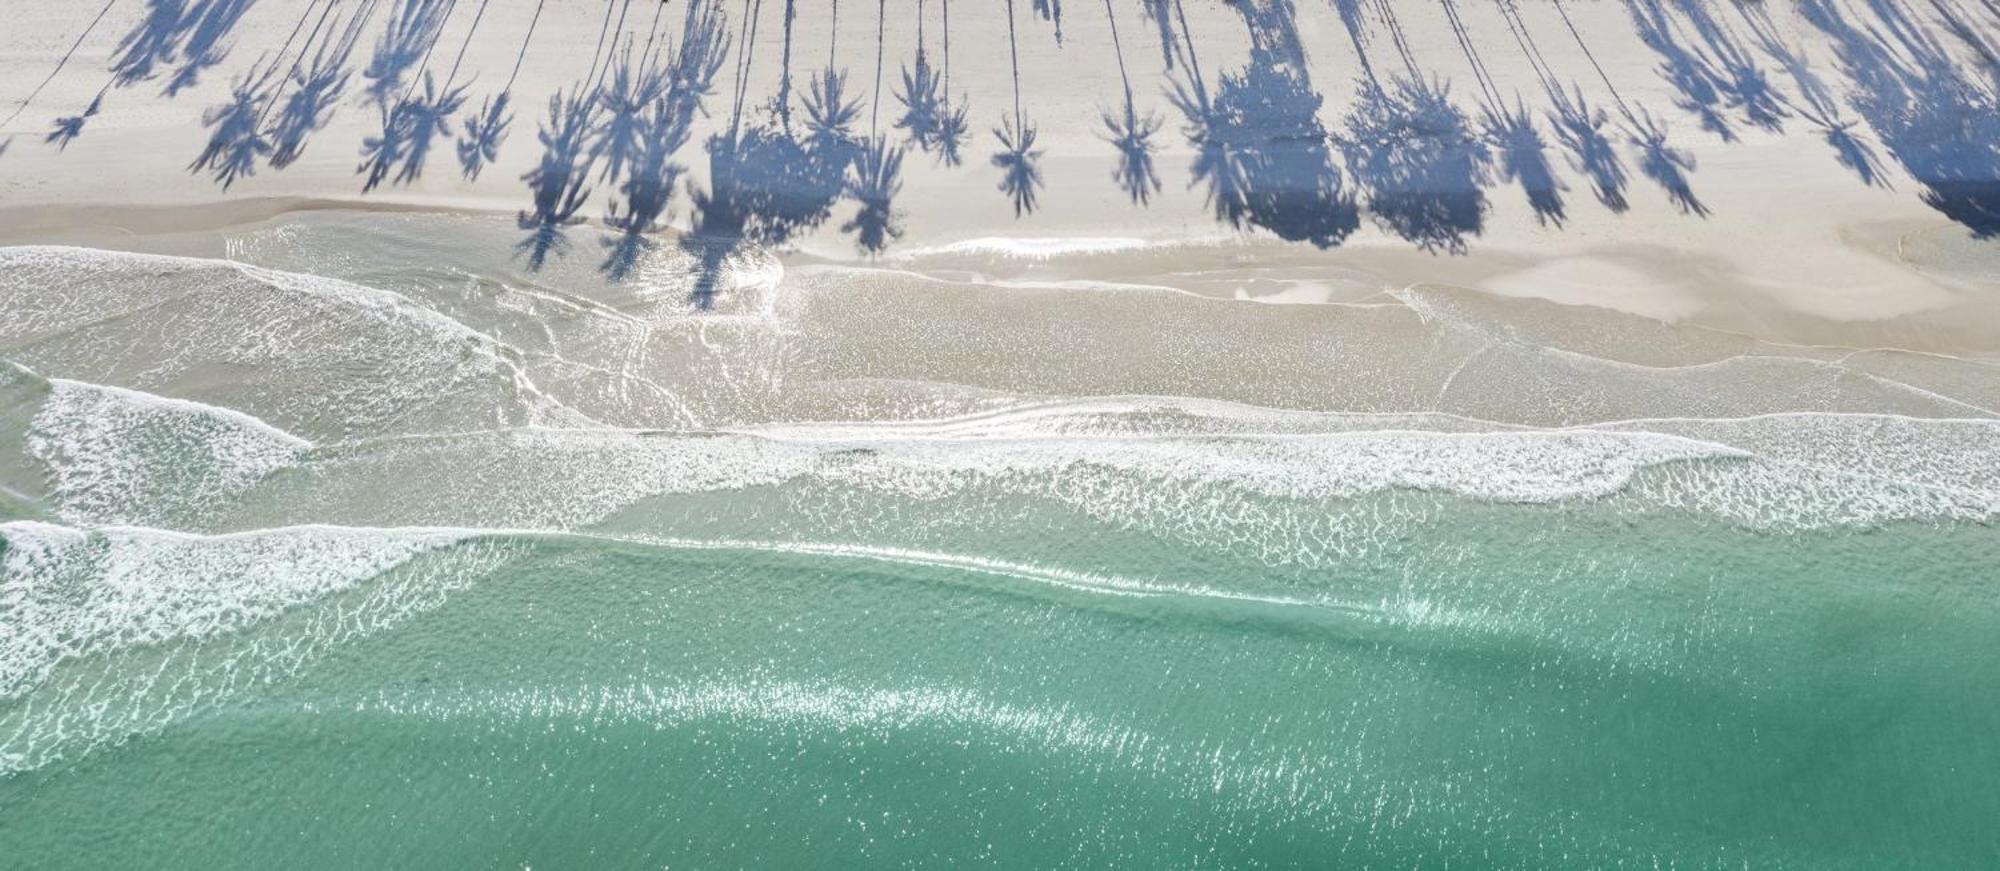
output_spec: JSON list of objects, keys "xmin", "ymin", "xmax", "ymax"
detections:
[{"xmin": 1, "ymin": 0, "xmax": 1996, "ymax": 353}]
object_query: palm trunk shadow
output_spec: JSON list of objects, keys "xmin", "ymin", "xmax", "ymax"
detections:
[
  {"xmin": 992, "ymin": 0, "xmax": 1045, "ymax": 216},
  {"xmin": 1100, "ymin": 0, "xmax": 1162, "ymax": 205}
]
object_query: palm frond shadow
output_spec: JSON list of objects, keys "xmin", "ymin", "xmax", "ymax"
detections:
[{"xmin": 991, "ymin": 118, "xmax": 1045, "ymax": 217}]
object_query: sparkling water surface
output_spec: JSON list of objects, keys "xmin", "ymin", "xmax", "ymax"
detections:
[{"xmin": 3, "ymin": 215, "xmax": 1998, "ymax": 868}]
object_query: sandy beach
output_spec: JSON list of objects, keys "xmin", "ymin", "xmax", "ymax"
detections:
[
  {"xmin": 1, "ymin": 0, "xmax": 1996, "ymax": 351},
  {"xmin": 5, "ymin": 1, "xmax": 2000, "ymax": 866}
]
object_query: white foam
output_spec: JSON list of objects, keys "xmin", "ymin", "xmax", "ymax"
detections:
[
  {"xmin": 0, "ymin": 246, "xmax": 588, "ymax": 438},
  {"xmin": 896, "ymin": 236, "xmax": 1159, "ymax": 260},
  {"xmin": 743, "ymin": 395, "xmax": 1509, "ymax": 439},
  {"xmin": 811, "ymin": 429, "xmax": 1736, "ymax": 505},
  {"xmin": 28, "ymin": 377, "xmax": 309, "ymax": 525},
  {"xmin": 744, "ymin": 396, "xmax": 1734, "ymax": 506},
  {"xmin": 189, "ymin": 395, "xmax": 1999, "ymax": 541},
  {"xmin": 0, "ymin": 517, "xmax": 1481, "ymax": 723},
  {"xmin": 264, "ymin": 411, "xmax": 1731, "ymax": 548},
  {"xmin": 0, "ymin": 521, "xmax": 512, "ymax": 774},
  {"xmin": 777, "ymin": 403, "xmax": 2000, "ymax": 529},
  {"xmin": 13, "ymin": 358, "xmax": 1996, "ymax": 544},
  {"xmin": 0, "ymin": 522, "xmax": 472, "ymax": 700},
  {"xmin": 609, "ymin": 534, "xmax": 1500, "ymax": 632},
  {"xmin": 0, "ymin": 245, "xmax": 498, "ymax": 348}
]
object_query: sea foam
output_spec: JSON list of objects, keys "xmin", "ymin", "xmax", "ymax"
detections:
[
  {"xmin": 0, "ymin": 522, "xmax": 471, "ymax": 699},
  {"xmin": 0, "ymin": 521, "xmax": 513, "ymax": 774},
  {"xmin": 0, "ymin": 246, "xmax": 586, "ymax": 439},
  {"xmin": 27, "ymin": 377, "xmax": 308, "ymax": 525}
]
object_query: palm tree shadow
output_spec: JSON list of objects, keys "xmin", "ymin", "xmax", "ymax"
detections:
[
  {"xmin": 595, "ymin": 0, "xmax": 859, "ymax": 297},
  {"xmin": 642, "ymin": 1, "xmax": 856, "ymax": 295},
  {"xmin": 1623, "ymin": 0, "xmax": 1736, "ymax": 141},
  {"xmin": 1033, "ymin": 0, "xmax": 1064, "ymax": 43},
  {"xmin": 1169, "ymin": 73, "xmax": 1249, "ymax": 229},
  {"xmin": 352, "ymin": 0, "xmax": 459, "ymax": 191},
  {"xmin": 1546, "ymin": 85, "xmax": 1630, "ymax": 213},
  {"xmin": 270, "ymin": 9, "xmax": 366, "ymax": 169},
  {"xmin": 1170, "ymin": 6, "xmax": 1357, "ymax": 248},
  {"xmin": 1102, "ymin": 102, "xmax": 1163, "ymax": 205},
  {"xmin": 1739, "ymin": 3, "xmax": 1888, "ymax": 188},
  {"xmin": 1341, "ymin": 75, "xmax": 1492, "ymax": 254},
  {"xmin": 682, "ymin": 119, "xmax": 860, "ymax": 287},
  {"xmin": 110, "ymin": 0, "xmax": 192, "ymax": 86},
  {"xmin": 357, "ymin": 102, "xmax": 413, "ymax": 193},
  {"xmin": 189, "ymin": 59, "xmax": 277, "ymax": 188},
  {"xmin": 1483, "ymin": 99, "xmax": 1567, "ymax": 227},
  {"xmin": 1548, "ymin": 0, "xmax": 1708, "ymax": 218},
  {"xmin": 595, "ymin": 44, "xmax": 673, "ymax": 187},
  {"xmin": 162, "ymin": 0, "xmax": 257, "ymax": 96},
  {"xmin": 1438, "ymin": 0, "xmax": 1564, "ymax": 226},
  {"xmin": 894, "ymin": 44, "xmax": 946, "ymax": 152},
  {"xmin": 111, "ymin": 0, "xmax": 256, "ymax": 92},
  {"xmin": 932, "ymin": 97, "xmax": 971, "ymax": 167},
  {"xmin": 844, "ymin": 135, "xmax": 906, "ymax": 254},
  {"xmin": 1803, "ymin": 0, "xmax": 2000, "ymax": 236},
  {"xmin": 1100, "ymin": 0, "xmax": 1163, "ymax": 205},
  {"xmin": 601, "ymin": 106, "xmax": 691, "ymax": 282},
  {"xmin": 1626, "ymin": 106, "xmax": 1708, "ymax": 216},
  {"xmin": 805, "ymin": 68, "xmax": 865, "ymax": 150},
  {"xmin": 458, "ymin": 92, "xmax": 513, "ymax": 180},
  {"xmin": 60, "ymin": 0, "xmax": 260, "ymax": 148},
  {"xmin": 517, "ymin": 91, "xmax": 601, "ymax": 271},
  {"xmin": 361, "ymin": 0, "xmax": 455, "ymax": 109},
  {"xmin": 682, "ymin": 137, "xmax": 760, "ymax": 311},
  {"xmin": 1492, "ymin": 0, "xmax": 1627, "ymax": 214},
  {"xmin": 991, "ymin": 119, "xmax": 1045, "ymax": 216},
  {"xmin": 1816, "ymin": 116, "xmax": 1894, "ymax": 190},
  {"xmin": 45, "ymin": 93, "xmax": 103, "ymax": 151},
  {"xmin": 460, "ymin": 0, "xmax": 553, "ymax": 181},
  {"xmin": 597, "ymin": 2, "xmax": 737, "ymax": 287},
  {"xmin": 992, "ymin": 0, "xmax": 1044, "ymax": 216},
  {"xmin": 392, "ymin": 72, "xmax": 470, "ymax": 185},
  {"xmin": 930, "ymin": 0, "xmax": 971, "ymax": 167},
  {"xmin": 1141, "ymin": 0, "xmax": 1177, "ymax": 71},
  {"xmin": 1662, "ymin": 0, "xmax": 1788, "ymax": 134},
  {"xmin": 0, "ymin": 0, "xmax": 120, "ymax": 133}
]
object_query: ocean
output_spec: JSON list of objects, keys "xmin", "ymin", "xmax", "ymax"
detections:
[{"xmin": 3, "ymin": 214, "xmax": 1998, "ymax": 867}]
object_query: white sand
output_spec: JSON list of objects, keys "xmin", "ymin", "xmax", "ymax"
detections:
[{"xmin": 0, "ymin": 0, "xmax": 1996, "ymax": 353}]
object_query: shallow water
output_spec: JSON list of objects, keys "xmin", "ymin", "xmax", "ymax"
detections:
[{"xmin": 4, "ymin": 214, "xmax": 1999, "ymax": 867}]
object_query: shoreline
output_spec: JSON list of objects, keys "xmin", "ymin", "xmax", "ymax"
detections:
[
  {"xmin": 5, "ymin": 196, "xmax": 1996, "ymax": 359},
  {"xmin": 0, "ymin": 0, "xmax": 1994, "ymax": 355}
]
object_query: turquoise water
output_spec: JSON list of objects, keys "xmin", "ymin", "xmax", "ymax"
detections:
[
  {"xmin": 7, "ymin": 509, "xmax": 1999, "ymax": 867},
  {"xmin": 4, "ymin": 227, "xmax": 2000, "ymax": 867}
]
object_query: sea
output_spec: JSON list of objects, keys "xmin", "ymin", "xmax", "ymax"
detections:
[{"xmin": 3, "ymin": 212, "xmax": 1998, "ymax": 867}]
